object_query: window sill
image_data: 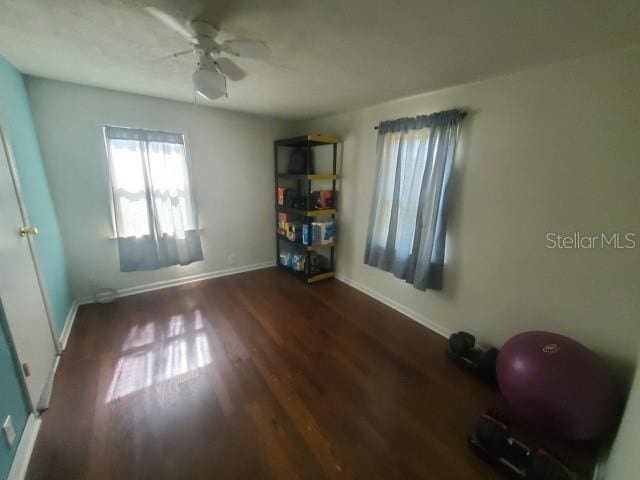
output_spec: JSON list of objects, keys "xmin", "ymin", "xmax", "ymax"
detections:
[{"xmin": 107, "ymin": 228, "xmax": 204, "ymax": 240}]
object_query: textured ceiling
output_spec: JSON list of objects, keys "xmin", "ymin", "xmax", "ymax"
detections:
[{"xmin": 0, "ymin": 0, "xmax": 639, "ymax": 119}]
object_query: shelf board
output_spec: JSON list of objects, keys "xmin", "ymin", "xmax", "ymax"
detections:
[
  {"xmin": 277, "ymin": 234, "xmax": 334, "ymax": 251},
  {"xmin": 277, "ymin": 173, "xmax": 337, "ymax": 180},
  {"xmin": 307, "ymin": 271, "xmax": 335, "ymax": 283},
  {"xmin": 274, "ymin": 134, "xmax": 339, "ymax": 147},
  {"xmin": 277, "ymin": 206, "xmax": 336, "ymax": 217},
  {"xmin": 277, "ymin": 264, "xmax": 335, "ymax": 284},
  {"xmin": 308, "ymin": 134, "xmax": 339, "ymax": 144}
]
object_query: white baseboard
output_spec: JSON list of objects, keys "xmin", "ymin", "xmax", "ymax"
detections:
[
  {"xmin": 78, "ymin": 261, "xmax": 276, "ymax": 305},
  {"xmin": 7, "ymin": 413, "xmax": 41, "ymax": 480},
  {"xmin": 335, "ymin": 273, "xmax": 452, "ymax": 339},
  {"xmin": 36, "ymin": 354, "xmax": 60, "ymax": 412},
  {"xmin": 58, "ymin": 300, "xmax": 78, "ymax": 350}
]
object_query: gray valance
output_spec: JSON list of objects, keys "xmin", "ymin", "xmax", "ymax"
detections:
[
  {"xmin": 104, "ymin": 126, "xmax": 184, "ymax": 145},
  {"xmin": 376, "ymin": 109, "xmax": 466, "ymax": 134}
]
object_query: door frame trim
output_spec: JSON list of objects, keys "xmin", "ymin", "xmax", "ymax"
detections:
[
  {"xmin": 7, "ymin": 413, "xmax": 41, "ymax": 480},
  {"xmin": 0, "ymin": 120, "xmax": 61, "ymax": 354},
  {"xmin": 0, "ymin": 298, "xmax": 36, "ymax": 414}
]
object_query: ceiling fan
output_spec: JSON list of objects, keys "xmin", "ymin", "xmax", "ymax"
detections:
[{"xmin": 145, "ymin": 6, "xmax": 270, "ymax": 100}]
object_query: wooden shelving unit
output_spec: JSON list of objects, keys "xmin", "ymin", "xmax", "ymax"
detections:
[{"xmin": 274, "ymin": 134, "xmax": 339, "ymax": 283}]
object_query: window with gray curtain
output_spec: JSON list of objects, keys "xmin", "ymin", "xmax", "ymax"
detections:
[
  {"xmin": 104, "ymin": 126, "xmax": 203, "ymax": 272},
  {"xmin": 364, "ymin": 110, "xmax": 465, "ymax": 290}
]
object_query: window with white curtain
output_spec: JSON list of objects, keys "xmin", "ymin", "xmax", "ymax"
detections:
[
  {"xmin": 104, "ymin": 126, "xmax": 203, "ymax": 272},
  {"xmin": 365, "ymin": 110, "xmax": 465, "ymax": 290}
]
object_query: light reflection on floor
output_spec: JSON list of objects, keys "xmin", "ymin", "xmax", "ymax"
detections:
[{"xmin": 106, "ymin": 309, "xmax": 212, "ymax": 402}]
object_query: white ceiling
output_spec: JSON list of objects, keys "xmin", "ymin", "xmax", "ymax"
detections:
[{"xmin": 1, "ymin": 0, "xmax": 639, "ymax": 119}]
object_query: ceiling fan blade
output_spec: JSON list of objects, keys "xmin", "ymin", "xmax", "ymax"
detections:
[
  {"xmin": 221, "ymin": 39, "xmax": 270, "ymax": 58},
  {"xmin": 214, "ymin": 57, "xmax": 246, "ymax": 81},
  {"xmin": 144, "ymin": 6, "xmax": 193, "ymax": 41},
  {"xmin": 152, "ymin": 49, "xmax": 193, "ymax": 63}
]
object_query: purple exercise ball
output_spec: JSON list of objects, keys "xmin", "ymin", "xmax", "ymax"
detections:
[{"xmin": 496, "ymin": 331, "xmax": 618, "ymax": 441}]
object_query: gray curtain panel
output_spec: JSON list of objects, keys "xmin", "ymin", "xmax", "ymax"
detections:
[
  {"xmin": 104, "ymin": 126, "xmax": 203, "ymax": 272},
  {"xmin": 364, "ymin": 110, "xmax": 465, "ymax": 290}
]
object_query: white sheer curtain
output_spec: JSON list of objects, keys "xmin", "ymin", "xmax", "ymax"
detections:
[{"xmin": 105, "ymin": 126, "xmax": 203, "ymax": 271}]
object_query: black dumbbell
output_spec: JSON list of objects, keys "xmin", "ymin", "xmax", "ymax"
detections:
[{"xmin": 449, "ymin": 331, "xmax": 475, "ymax": 356}]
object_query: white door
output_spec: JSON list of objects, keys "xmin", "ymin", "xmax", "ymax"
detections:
[{"xmin": 0, "ymin": 127, "xmax": 57, "ymax": 410}]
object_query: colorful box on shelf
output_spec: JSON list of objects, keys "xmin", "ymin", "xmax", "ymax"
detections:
[
  {"xmin": 303, "ymin": 219, "xmax": 336, "ymax": 246},
  {"xmin": 277, "ymin": 212, "xmax": 289, "ymax": 235},
  {"xmin": 311, "ymin": 190, "xmax": 334, "ymax": 209},
  {"xmin": 277, "ymin": 187, "xmax": 289, "ymax": 206},
  {"xmin": 285, "ymin": 221, "xmax": 303, "ymax": 242}
]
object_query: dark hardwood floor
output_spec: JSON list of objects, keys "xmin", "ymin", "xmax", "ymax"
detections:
[{"xmin": 26, "ymin": 268, "xmax": 593, "ymax": 479}]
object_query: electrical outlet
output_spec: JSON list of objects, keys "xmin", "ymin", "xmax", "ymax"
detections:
[
  {"xmin": 227, "ymin": 253, "xmax": 237, "ymax": 265},
  {"xmin": 3, "ymin": 416, "xmax": 15, "ymax": 448}
]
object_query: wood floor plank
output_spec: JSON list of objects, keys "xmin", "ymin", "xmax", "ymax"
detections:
[{"xmin": 26, "ymin": 268, "xmax": 595, "ymax": 479}]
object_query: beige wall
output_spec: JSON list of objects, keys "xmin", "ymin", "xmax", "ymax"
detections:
[
  {"xmin": 303, "ymin": 45, "xmax": 640, "ymax": 374},
  {"xmin": 27, "ymin": 78, "xmax": 294, "ymax": 301},
  {"xmin": 26, "ymin": 46, "xmax": 640, "ymax": 373}
]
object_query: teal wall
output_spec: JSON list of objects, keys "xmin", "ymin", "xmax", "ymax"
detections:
[
  {"xmin": 0, "ymin": 56, "xmax": 73, "ymax": 336},
  {"xmin": 0, "ymin": 305, "xmax": 29, "ymax": 480},
  {"xmin": 0, "ymin": 55, "xmax": 73, "ymax": 476}
]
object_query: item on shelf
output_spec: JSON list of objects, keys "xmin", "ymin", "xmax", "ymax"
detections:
[
  {"xmin": 294, "ymin": 195, "xmax": 308, "ymax": 209},
  {"xmin": 284, "ymin": 192, "xmax": 308, "ymax": 210},
  {"xmin": 291, "ymin": 253, "xmax": 306, "ymax": 272},
  {"xmin": 497, "ymin": 331, "xmax": 619, "ymax": 441},
  {"xmin": 279, "ymin": 251, "xmax": 293, "ymax": 268},
  {"xmin": 311, "ymin": 190, "xmax": 334, "ymax": 209},
  {"xmin": 468, "ymin": 410, "xmax": 577, "ymax": 480},
  {"xmin": 288, "ymin": 147, "xmax": 315, "ymax": 174},
  {"xmin": 283, "ymin": 189, "xmax": 294, "ymax": 207},
  {"xmin": 312, "ymin": 219, "xmax": 336, "ymax": 245},
  {"xmin": 277, "ymin": 212, "xmax": 289, "ymax": 236},
  {"xmin": 277, "ymin": 187, "xmax": 289, "ymax": 206},
  {"xmin": 308, "ymin": 251, "xmax": 321, "ymax": 275},
  {"xmin": 446, "ymin": 331, "xmax": 498, "ymax": 386},
  {"xmin": 302, "ymin": 223, "xmax": 312, "ymax": 245},
  {"xmin": 285, "ymin": 221, "xmax": 303, "ymax": 242}
]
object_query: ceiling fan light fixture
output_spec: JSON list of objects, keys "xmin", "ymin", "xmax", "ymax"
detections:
[
  {"xmin": 145, "ymin": 7, "xmax": 269, "ymax": 100},
  {"xmin": 192, "ymin": 67, "xmax": 226, "ymax": 100}
]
